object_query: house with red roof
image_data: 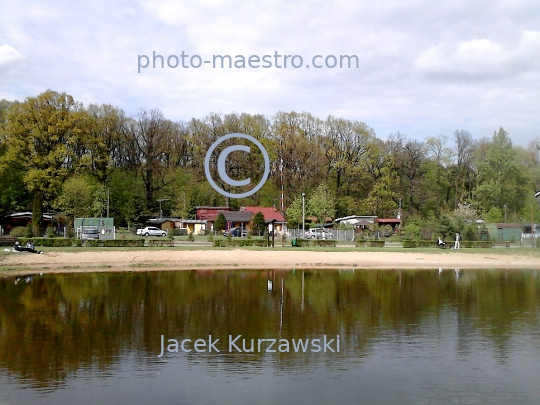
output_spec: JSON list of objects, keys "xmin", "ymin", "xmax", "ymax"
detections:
[{"xmin": 242, "ymin": 206, "xmax": 287, "ymax": 234}]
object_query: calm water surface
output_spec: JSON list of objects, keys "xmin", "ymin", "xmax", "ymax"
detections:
[{"xmin": 0, "ymin": 269, "xmax": 539, "ymax": 405}]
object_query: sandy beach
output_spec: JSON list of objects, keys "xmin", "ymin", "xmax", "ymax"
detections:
[{"xmin": 1, "ymin": 249, "xmax": 540, "ymax": 275}]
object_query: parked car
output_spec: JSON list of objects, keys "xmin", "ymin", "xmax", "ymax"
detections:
[
  {"xmin": 224, "ymin": 227, "xmax": 248, "ymax": 237},
  {"xmin": 81, "ymin": 227, "xmax": 99, "ymax": 240},
  {"xmin": 136, "ymin": 226, "xmax": 167, "ymax": 237},
  {"xmin": 305, "ymin": 228, "xmax": 334, "ymax": 239}
]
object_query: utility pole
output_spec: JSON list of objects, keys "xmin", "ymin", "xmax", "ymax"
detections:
[
  {"xmin": 157, "ymin": 198, "xmax": 169, "ymax": 219},
  {"xmin": 302, "ymin": 193, "xmax": 306, "ymax": 237},
  {"xmin": 532, "ymin": 204, "xmax": 535, "ymax": 248}
]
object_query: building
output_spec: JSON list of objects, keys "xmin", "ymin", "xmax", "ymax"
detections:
[
  {"xmin": 223, "ymin": 211, "xmax": 252, "ymax": 230},
  {"xmin": 242, "ymin": 206, "xmax": 287, "ymax": 234},
  {"xmin": 1, "ymin": 212, "xmax": 56, "ymax": 236},
  {"xmin": 484, "ymin": 223, "xmax": 523, "ymax": 242},
  {"xmin": 195, "ymin": 206, "xmax": 231, "ymax": 230}
]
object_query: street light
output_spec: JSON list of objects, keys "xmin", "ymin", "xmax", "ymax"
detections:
[
  {"xmin": 157, "ymin": 198, "xmax": 169, "ymax": 219},
  {"xmin": 302, "ymin": 193, "xmax": 306, "ymax": 237},
  {"xmin": 504, "ymin": 204, "xmax": 507, "ymax": 223}
]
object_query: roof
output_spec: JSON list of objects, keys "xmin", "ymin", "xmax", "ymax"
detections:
[
  {"xmin": 243, "ymin": 206, "xmax": 286, "ymax": 223},
  {"xmin": 376, "ymin": 218, "xmax": 402, "ymax": 224},
  {"xmin": 493, "ymin": 223, "xmax": 522, "ymax": 229},
  {"xmin": 306, "ymin": 216, "xmax": 333, "ymax": 222},
  {"xmin": 7, "ymin": 212, "xmax": 54, "ymax": 220},
  {"xmin": 196, "ymin": 207, "xmax": 231, "ymax": 221},
  {"xmin": 223, "ymin": 211, "xmax": 252, "ymax": 222}
]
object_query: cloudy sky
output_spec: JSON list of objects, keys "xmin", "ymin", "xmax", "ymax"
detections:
[{"xmin": 1, "ymin": 0, "xmax": 539, "ymax": 145}]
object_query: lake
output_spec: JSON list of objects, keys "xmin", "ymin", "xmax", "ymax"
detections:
[{"xmin": 1, "ymin": 269, "xmax": 539, "ymax": 405}]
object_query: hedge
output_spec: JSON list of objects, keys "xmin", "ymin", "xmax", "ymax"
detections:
[
  {"xmin": 402, "ymin": 240, "xmax": 493, "ymax": 248},
  {"xmin": 17, "ymin": 237, "xmax": 82, "ymax": 247},
  {"xmin": 355, "ymin": 238, "xmax": 385, "ymax": 247},
  {"xmin": 82, "ymin": 239, "xmax": 145, "ymax": 247},
  {"xmin": 213, "ymin": 239, "xmax": 269, "ymax": 247},
  {"xmin": 148, "ymin": 239, "xmax": 175, "ymax": 247}
]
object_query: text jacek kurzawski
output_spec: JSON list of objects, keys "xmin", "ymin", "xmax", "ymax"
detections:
[{"xmin": 158, "ymin": 335, "xmax": 340, "ymax": 357}]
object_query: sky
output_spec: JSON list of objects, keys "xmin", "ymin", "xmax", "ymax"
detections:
[{"xmin": 1, "ymin": 0, "xmax": 540, "ymax": 146}]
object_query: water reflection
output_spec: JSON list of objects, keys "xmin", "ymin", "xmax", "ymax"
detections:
[{"xmin": 1, "ymin": 269, "xmax": 539, "ymax": 404}]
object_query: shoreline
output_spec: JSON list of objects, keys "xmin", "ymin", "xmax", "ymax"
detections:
[{"xmin": 1, "ymin": 249, "xmax": 539, "ymax": 276}]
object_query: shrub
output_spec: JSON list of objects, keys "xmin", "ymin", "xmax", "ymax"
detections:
[
  {"xmin": 24, "ymin": 224, "xmax": 34, "ymax": 238},
  {"xmin": 148, "ymin": 239, "xmax": 174, "ymax": 247},
  {"xmin": 188, "ymin": 232, "xmax": 194, "ymax": 242},
  {"xmin": 366, "ymin": 240, "xmax": 385, "ymax": 247},
  {"xmin": 402, "ymin": 240, "xmax": 417, "ymax": 248},
  {"xmin": 17, "ymin": 237, "xmax": 80, "ymax": 247},
  {"xmin": 464, "ymin": 225, "xmax": 478, "ymax": 242},
  {"xmin": 45, "ymin": 226, "xmax": 55, "ymax": 238},
  {"xmin": 10, "ymin": 226, "xmax": 26, "ymax": 238},
  {"xmin": 83, "ymin": 239, "xmax": 145, "ymax": 247},
  {"xmin": 310, "ymin": 240, "xmax": 337, "ymax": 247},
  {"xmin": 207, "ymin": 233, "xmax": 214, "ymax": 242}
]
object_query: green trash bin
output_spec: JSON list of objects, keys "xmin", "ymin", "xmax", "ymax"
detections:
[{"xmin": 292, "ymin": 238, "xmax": 297, "ymax": 247}]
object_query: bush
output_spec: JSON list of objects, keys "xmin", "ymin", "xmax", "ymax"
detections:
[
  {"xmin": 45, "ymin": 226, "xmax": 55, "ymax": 238},
  {"xmin": 464, "ymin": 225, "xmax": 478, "ymax": 242},
  {"xmin": 188, "ymin": 232, "xmax": 194, "ymax": 242},
  {"xmin": 25, "ymin": 224, "xmax": 34, "ymax": 238},
  {"xmin": 10, "ymin": 226, "xmax": 26, "ymax": 238},
  {"xmin": 17, "ymin": 237, "xmax": 80, "ymax": 247},
  {"xmin": 83, "ymin": 239, "xmax": 145, "ymax": 247},
  {"xmin": 402, "ymin": 240, "xmax": 417, "ymax": 248},
  {"xmin": 366, "ymin": 240, "xmax": 385, "ymax": 247},
  {"xmin": 207, "ymin": 233, "xmax": 214, "ymax": 242},
  {"xmin": 310, "ymin": 239, "xmax": 337, "ymax": 247},
  {"xmin": 148, "ymin": 239, "xmax": 174, "ymax": 247}
]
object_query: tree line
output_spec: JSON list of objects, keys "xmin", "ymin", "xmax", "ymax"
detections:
[{"xmin": 0, "ymin": 90, "xmax": 538, "ymax": 233}]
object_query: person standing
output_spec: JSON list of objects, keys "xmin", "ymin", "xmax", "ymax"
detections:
[{"xmin": 454, "ymin": 232, "xmax": 461, "ymax": 250}]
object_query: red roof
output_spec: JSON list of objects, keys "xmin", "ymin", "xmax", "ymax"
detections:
[
  {"xmin": 196, "ymin": 207, "xmax": 230, "ymax": 221},
  {"xmin": 376, "ymin": 218, "xmax": 402, "ymax": 224},
  {"xmin": 243, "ymin": 206, "xmax": 286, "ymax": 222}
]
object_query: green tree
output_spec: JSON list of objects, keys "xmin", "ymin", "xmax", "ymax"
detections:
[
  {"xmin": 307, "ymin": 183, "xmax": 336, "ymax": 223},
  {"xmin": 214, "ymin": 212, "xmax": 226, "ymax": 232},
  {"xmin": 55, "ymin": 175, "xmax": 99, "ymax": 220},
  {"xmin": 252, "ymin": 211, "xmax": 265, "ymax": 235},
  {"xmin": 285, "ymin": 195, "xmax": 303, "ymax": 228},
  {"xmin": 361, "ymin": 165, "xmax": 398, "ymax": 217},
  {"xmin": 475, "ymin": 128, "xmax": 531, "ymax": 215},
  {"xmin": 1, "ymin": 90, "xmax": 90, "ymax": 234}
]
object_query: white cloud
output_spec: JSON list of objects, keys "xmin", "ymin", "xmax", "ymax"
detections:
[
  {"xmin": 0, "ymin": 44, "xmax": 25, "ymax": 68},
  {"xmin": 413, "ymin": 30, "xmax": 540, "ymax": 80},
  {"xmin": 1, "ymin": 0, "xmax": 540, "ymax": 145}
]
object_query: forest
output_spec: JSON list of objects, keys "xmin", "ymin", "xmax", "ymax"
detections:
[{"xmin": 1, "ymin": 90, "xmax": 539, "ymax": 234}]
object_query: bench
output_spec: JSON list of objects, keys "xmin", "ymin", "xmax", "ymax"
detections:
[
  {"xmin": 0, "ymin": 237, "xmax": 17, "ymax": 247},
  {"xmin": 493, "ymin": 241, "xmax": 514, "ymax": 248}
]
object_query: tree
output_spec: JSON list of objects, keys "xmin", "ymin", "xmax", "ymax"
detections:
[
  {"xmin": 252, "ymin": 211, "xmax": 266, "ymax": 235},
  {"xmin": 285, "ymin": 195, "xmax": 303, "ymax": 228},
  {"xmin": 1, "ymin": 90, "xmax": 90, "ymax": 234},
  {"xmin": 307, "ymin": 183, "xmax": 336, "ymax": 224},
  {"xmin": 214, "ymin": 212, "xmax": 226, "ymax": 232},
  {"xmin": 361, "ymin": 165, "xmax": 398, "ymax": 217},
  {"xmin": 54, "ymin": 175, "xmax": 100, "ymax": 220},
  {"xmin": 475, "ymin": 128, "xmax": 531, "ymax": 215}
]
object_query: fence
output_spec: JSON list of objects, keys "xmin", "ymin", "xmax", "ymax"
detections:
[{"xmin": 286, "ymin": 228, "xmax": 356, "ymax": 241}]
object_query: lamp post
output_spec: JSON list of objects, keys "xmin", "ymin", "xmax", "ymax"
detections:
[
  {"xmin": 504, "ymin": 204, "xmax": 507, "ymax": 223},
  {"xmin": 157, "ymin": 198, "xmax": 169, "ymax": 219},
  {"xmin": 302, "ymin": 193, "xmax": 306, "ymax": 237}
]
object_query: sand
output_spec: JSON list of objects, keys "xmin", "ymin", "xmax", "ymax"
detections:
[{"xmin": 1, "ymin": 249, "xmax": 539, "ymax": 275}]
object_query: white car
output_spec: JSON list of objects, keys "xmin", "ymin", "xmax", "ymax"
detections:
[
  {"xmin": 305, "ymin": 228, "xmax": 334, "ymax": 239},
  {"xmin": 137, "ymin": 226, "xmax": 167, "ymax": 237}
]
